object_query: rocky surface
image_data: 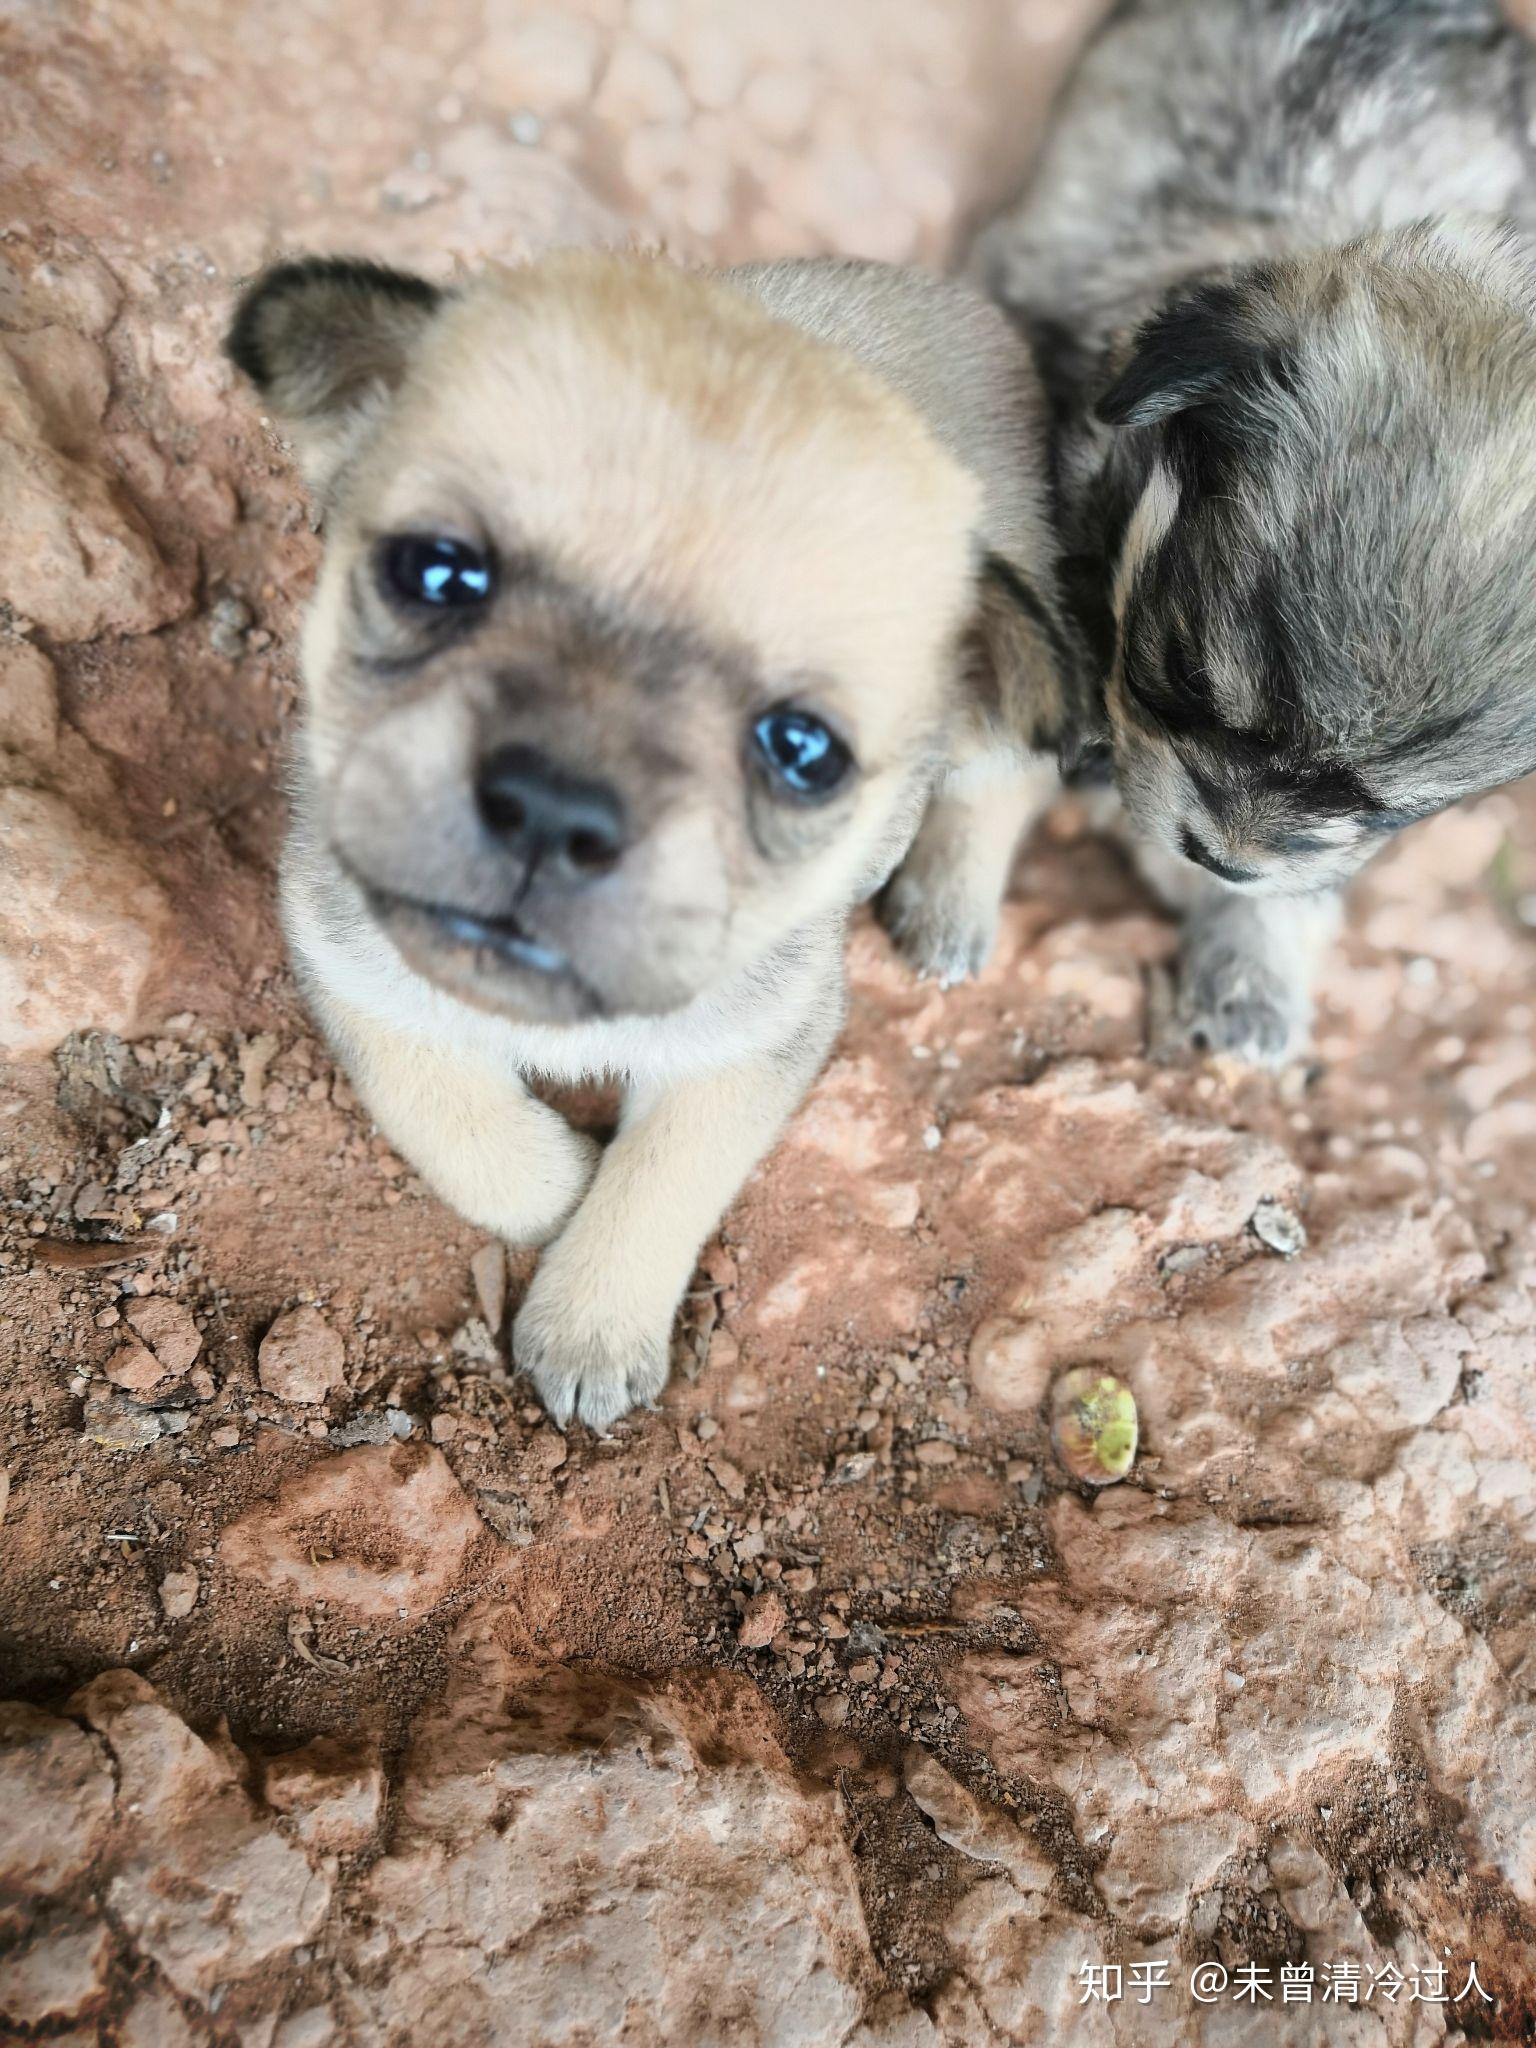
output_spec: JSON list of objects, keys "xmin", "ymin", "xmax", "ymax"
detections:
[
  {"xmin": 3, "ymin": 1, "xmax": 1536, "ymax": 2043},
  {"xmin": 0, "ymin": 785, "xmax": 173, "ymax": 1057}
]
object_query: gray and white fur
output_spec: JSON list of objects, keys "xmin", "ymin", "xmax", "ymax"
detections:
[{"xmin": 973, "ymin": 0, "xmax": 1536, "ymax": 1058}]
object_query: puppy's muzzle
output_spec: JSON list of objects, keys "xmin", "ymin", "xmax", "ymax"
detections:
[{"xmin": 475, "ymin": 742, "xmax": 628, "ymax": 884}]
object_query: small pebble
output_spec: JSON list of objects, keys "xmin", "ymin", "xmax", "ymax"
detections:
[
  {"xmin": 82, "ymin": 1394, "xmax": 163, "ymax": 1451},
  {"xmin": 1251, "ymin": 1199, "xmax": 1307, "ymax": 1258},
  {"xmin": 737, "ymin": 1589, "xmax": 786, "ymax": 1650},
  {"xmin": 104, "ymin": 1339, "xmax": 168, "ymax": 1393},
  {"xmin": 125, "ymin": 1296, "xmax": 202, "ymax": 1374},
  {"xmin": 258, "ymin": 1305, "xmax": 345, "ymax": 1403},
  {"xmin": 1159, "ymin": 1244, "xmax": 1209, "ymax": 1277},
  {"xmin": 707, "ymin": 1455, "xmax": 745, "ymax": 1501},
  {"xmin": 158, "ymin": 1568, "xmax": 199, "ymax": 1619}
]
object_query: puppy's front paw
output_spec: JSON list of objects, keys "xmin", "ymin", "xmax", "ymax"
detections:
[
  {"xmin": 512, "ymin": 1258, "xmax": 672, "ymax": 1430},
  {"xmin": 879, "ymin": 863, "xmax": 998, "ymax": 987},
  {"xmin": 1176, "ymin": 933, "xmax": 1310, "ymax": 1065}
]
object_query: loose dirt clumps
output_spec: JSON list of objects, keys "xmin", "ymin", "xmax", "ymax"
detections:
[
  {"xmin": 3, "ymin": 2, "xmax": 1536, "ymax": 2043},
  {"xmin": 125, "ymin": 1296, "xmax": 203, "ymax": 1376},
  {"xmin": 257, "ymin": 1305, "xmax": 346, "ymax": 1404}
]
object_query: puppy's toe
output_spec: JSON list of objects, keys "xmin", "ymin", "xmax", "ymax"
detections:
[
  {"xmin": 1177, "ymin": 942, "xmax": 1309, "ymax": 1065},
  {"xmin": 879, "ymin": 872, "xmax": 997, "ymax": 987},
  {"xmin": 512, "ymin": 1288, "xmax": 670, "ymax": 1432}
]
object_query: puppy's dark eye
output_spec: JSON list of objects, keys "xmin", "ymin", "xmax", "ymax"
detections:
[
  {"xmin": 752, "ymin": 707, "xmax": 853, "ymax": 799},
  {"xmin": 382, "ymin": 535, "xmax": 494, "ymax": 608}
]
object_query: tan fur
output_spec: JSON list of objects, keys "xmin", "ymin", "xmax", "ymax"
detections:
[{"xmin": 229, "ymin": 248, "xmax": 1067, "ymax": 1426}]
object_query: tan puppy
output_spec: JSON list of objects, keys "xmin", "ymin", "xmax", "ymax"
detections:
[{"xmin": 226, "ymin": 249, "xmax": 1072, "ymax": 1426}]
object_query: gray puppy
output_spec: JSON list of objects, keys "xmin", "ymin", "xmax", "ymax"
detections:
[{"xmin": 973, "ymin": 0, "xmax": 1536, "ymax": 1059}]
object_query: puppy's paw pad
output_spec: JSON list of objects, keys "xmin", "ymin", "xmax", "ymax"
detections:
[
  {"xmin": 1177, "ymin": 946, "xmax": 1308, "ymax": 1065},
  {"xmin": 878, "ymin": 876, "xmax": 997, "ymax": 987},
  {"xmin": 512, "ymin": 1293, "xmax": 670, "ymax": 1432}
]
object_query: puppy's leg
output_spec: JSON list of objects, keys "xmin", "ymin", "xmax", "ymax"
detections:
[
  {"xmin": 880, "ymin": 744, "xmax": 1058, "ymax": 984},
  {"xmin": 1174, "ymin": 889, "xmax": 1340, "ymax": 1063},
  {"xmin": 319, "ymin": 993, "xmax": 598, "ymax": 1247},
  {"xmin": 514, "ymin": 995, "xmax": 840, "ymax": 1431},
  {"xmin": 1135, "ymin": 845, "xmax": 1341, "ymax": 1062}
]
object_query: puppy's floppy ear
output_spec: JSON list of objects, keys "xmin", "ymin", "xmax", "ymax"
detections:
[
  {"xmin": 1096, "ymin": 277, "xmax": 1276, "ymax": 429},
  {"xmin": 225, "ymin": 256, "xmax": 444, "ymax": 488}
]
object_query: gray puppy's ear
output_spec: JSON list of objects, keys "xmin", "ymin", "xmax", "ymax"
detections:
[
  {"xmin": 225, "ymin": 256, "xmax": 444, "ymax": 487},
  {"xmin": 1096, "ymin": 276, "xmax": 1282, "ymax": 429}
]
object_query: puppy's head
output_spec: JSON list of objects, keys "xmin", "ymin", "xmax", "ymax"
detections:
[
  {"xmin": 1093, "ymin": 219, "xmax": 1536, "ymax": 893},
  {"xmin": 227, "ymin": 251, "xmax": 980, "ymax": 1020}
]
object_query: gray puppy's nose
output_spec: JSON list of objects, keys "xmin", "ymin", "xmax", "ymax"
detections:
[{"xmin": 475, "ymin": 743, "xmax": 626, "ymax": 880}]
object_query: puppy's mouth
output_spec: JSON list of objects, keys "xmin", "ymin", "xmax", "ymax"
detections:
[
  {"xmin": 417, "ymin": 898, "xmax": 569, "ymax": 977},
  {"xmin": 357, "ymin": 877, "xmax": 605, "ymax": 1020}
]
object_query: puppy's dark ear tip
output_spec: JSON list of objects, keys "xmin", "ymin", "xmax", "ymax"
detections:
[
  {"xmin": 224, "ymin": 268, "xmax": 288, "ymax": 388},
  {"xmin": 224, "ymin": 255, "xmax": 442, "ymax": 392}
]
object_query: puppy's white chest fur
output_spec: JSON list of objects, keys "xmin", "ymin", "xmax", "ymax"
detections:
[{"xmin": 284, "ymin": 849, "xmax": 836, "ymax": 1092}]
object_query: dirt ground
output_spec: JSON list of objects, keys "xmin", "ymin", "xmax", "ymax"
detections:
[{"xmin": 3, "ymin": 2, "xmax": 1536, "ymax": 2044}]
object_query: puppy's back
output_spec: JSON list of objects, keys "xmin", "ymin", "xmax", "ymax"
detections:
[
  {"xmin": 727, "ymin": 259, "xmax": 1054, "ymax": 594},
  {"xmin": 974, "ymin": 0, "xmax": 1536, "ymax": 392}
]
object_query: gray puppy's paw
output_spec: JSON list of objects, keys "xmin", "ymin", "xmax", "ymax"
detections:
[
  {"xmin": 1176, "ymin": 929, "xmax": 1312, "ymax": 1065},
  {"xmin": 512, "ymin": 1269, "xmax": 672, "ymax": 1431},
  {"xmin": 878, "ymin": 864, "xmax": 998, "ymax": 987}
]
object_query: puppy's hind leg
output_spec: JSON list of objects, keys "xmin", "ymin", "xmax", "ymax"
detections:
[
  {"xmin": 881, "ymin": 529, "xmax": 1081, "ymax": 985},
  {"xmin": 879, "ymin": 744, "xmax": 1058, "ymax": 985}
]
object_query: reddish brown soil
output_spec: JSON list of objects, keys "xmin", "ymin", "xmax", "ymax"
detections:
[{"xmin": 3, "ymin": 5, "xmax": 1536, "ymax": 2044}]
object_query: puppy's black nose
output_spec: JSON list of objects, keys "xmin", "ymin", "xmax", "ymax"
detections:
[
  {"xmin": 1179, "ymin": 825, "xmax": 1259, "ymax": 886},
  {"xmin": 475, "ymin": 744, "xmax": 626, "ymax": 879}
]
